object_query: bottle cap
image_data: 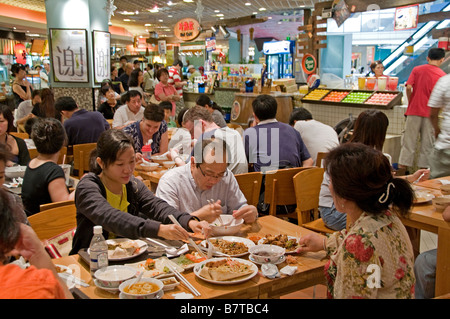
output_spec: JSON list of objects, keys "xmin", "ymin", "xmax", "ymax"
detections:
[
  {"xmin": 142, "ymin": 144, "xmax": 151, "ymax": 152},
  {"xmin": 93, "ymin": 225, "xmax": 103, "ymax": 234}
]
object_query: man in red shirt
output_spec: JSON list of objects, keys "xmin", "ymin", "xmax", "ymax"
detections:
[
  {"xmin": 168, "ymin": 60, "xmax": 187, "ymax": 116},
  {"xmin": 398, "ymin": 48, "xmax": 446, "ymax": 174}
]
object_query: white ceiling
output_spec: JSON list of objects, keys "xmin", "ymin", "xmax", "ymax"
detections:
[{"xmin": 0, "ymin": 0, "xmax": 321, "ymax": 41}]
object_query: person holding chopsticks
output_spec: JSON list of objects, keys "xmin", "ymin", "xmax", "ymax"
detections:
[{"xmin": 70, "ymin": 129, "xmax": 211, "ymax": 254}]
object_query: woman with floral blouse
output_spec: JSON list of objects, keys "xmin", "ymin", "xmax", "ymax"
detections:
[{"xmin": 298, "ymin": 143, "xmax": 415, "ymax": 299}]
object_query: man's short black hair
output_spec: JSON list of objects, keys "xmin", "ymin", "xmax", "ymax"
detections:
[
  {"xmin": 428, "ymin": 48, "xmax": 445, "ymax": 61},
  {"xmin": 252, "ymin": 94, "xmax": 277, "ymax": 121},
  {"xmin": 54, "ymin": 96, "xmax": 78, "ymax": 112},
  {"xmin": 289, "ymin": 107, "xmax": 313, "ymax": 126},
  {"xmin": 173, "ymin": 60, "xmax": 183, "ymax": 68}
]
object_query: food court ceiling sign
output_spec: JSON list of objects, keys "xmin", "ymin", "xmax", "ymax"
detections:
[{"xmin": 174, "ymin": 18, "xmax": 201, "ymax": 41}]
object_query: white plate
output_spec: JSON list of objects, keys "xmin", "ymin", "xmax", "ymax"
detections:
[
  {"xmin": 249, "ymin": 254, "xmax": 286, "ymax": 265},
  {"xmin": 194, "ymin": 257, "xmax": 258, "ymax": 285},
  {"xmin": 125, "ymin": 256, "xmax": 184, "ymax": 278},
  {"xmin": 107, "ymin": 238, "xmax": 148, "ymax": 261},
  {"xmin": 94, "ymin": 279, "xmax": 120, "ymax": 294},
  {"xmin": 199, "ymin": 236, "xmax": 255, "ymax": 257},
  {"xmin": 414, "ymin": 191, "xmax": 435, "ymax": 204},
  {"xmin": 55, "ymin": 265, "xmax": 75, "ymax": 289},
  {"xmin": 258, "ymin": 236, "xmax": 300, "ymax": 254},
  {"xmin": 119, "ymin": 289, "xmax": 164, "ymax": 299}
]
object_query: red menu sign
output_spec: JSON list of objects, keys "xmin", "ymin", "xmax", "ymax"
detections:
[{"xmin": 174, "ymin": 18, "xmax": 200, "ymax": 41}]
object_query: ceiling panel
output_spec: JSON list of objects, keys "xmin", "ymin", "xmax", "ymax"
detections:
[{"xmin": 0, "ymin": 0, "xmax": 320, "ymax": 40}]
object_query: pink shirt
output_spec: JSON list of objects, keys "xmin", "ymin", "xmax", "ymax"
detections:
[
  {"xmin": 405, "ymin": 64, "xmax": 446, "ymax": 117},
  {"xmin": 154, "ymin": 82, "xmax": 177, "ymax": 116}
]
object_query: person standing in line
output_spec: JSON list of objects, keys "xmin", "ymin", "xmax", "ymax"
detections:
[
  {"xmin": 168, "ymin": 60, "xmax": 187, "ymax": 116},
  {"xmin": 397, "ymin": 48, "xmax": 446, "ymax": 175},
  {"xmin": 39, "ymin": 62, "xmax": 50, "ymax": 89},
  {"xmin": 117, "ymin": 56, "xmax": 128, "ymax": 77}
]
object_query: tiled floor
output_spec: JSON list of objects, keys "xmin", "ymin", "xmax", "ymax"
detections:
[{"xmin": 281, "ymin": 230, "xmax": 438, "ymax": 299}]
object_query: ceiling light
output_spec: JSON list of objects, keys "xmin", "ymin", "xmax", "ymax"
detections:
[
  {"xmin": 252, "ymin": 12, "xmax": 258, "ymax": 15},
  {"xmin": 216, "ymin": 13, "xmax": 224, "ymax": 17},
  {"xmin": 211, "ymin": 26, "xmax": 218, "ymax": 33},
  {"xmin": 183, "ymin": 0, "xmax": 194, "ymax": 2},
  {"xmin": 168, "ymin": 15, "xmax": 173, "ymax": 17},
  {"xmin": 245, "ymin": 2, "xmax": 251, "ymax": 5},
  {"xmin": 167, "ymin": 1, "xmax": 174, "ymax": 5},
  {"xmin": 120, "ymin": 11, "xmax": 135, "ymax": 15},
  {"xmin": 158, "ymin": 19, "xmax": 164, "ymax": 22},
  {"xmin": 123, "ymin": 19, "xmax": 131, "ymax": 21},
  {"xmin": 145, "ymin": 23, "xmax": 152, "ymax": 26},
  {"xmin": 259, "ymin": 7, "xmax": 266, "ymax": 11},
  {"xmin": 149, "ymin": 6, "xmax": 159, "ymax": 13},
  {"xmin": 214, "ymin": 10, "xmax": 220, "ymax": 13}
]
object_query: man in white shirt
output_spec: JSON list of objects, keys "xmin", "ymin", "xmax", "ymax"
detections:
[
  {"xmin": 112, "ymin": 90, "xmax": 145, "ymax": 129},
  {"xmin": 289, "ymin": 107, "xmax": 339, "ymax": 166},
  {"xmin": 170, "ymin": 106, "xmax": 248, "ymax": 175},
  {"xmin": 428, "ymin": 73, "xmax": 450, "ymax": 178},
  {"xmin": 40, "ymin": 62, "xmax": 50, "ymax": 89},
  {"xmin": 156, "ymin": 138, "xmax": 257, "ymax": 223},
  {"xmin": 14, "ymin": 90, "xmax": 41, "ymax": 128}
]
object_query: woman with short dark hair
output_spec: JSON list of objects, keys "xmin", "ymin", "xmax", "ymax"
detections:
[
  {"xmin": 21, "ymin": 118, "xmax": 74, "ymax": 216},
  {"xmin": 154, "ymin": 68, "xmax": 180, "ymax": 116},
  {"xmin": 298, "ymin": 142, "xmax": 416, "ymax": 299}
]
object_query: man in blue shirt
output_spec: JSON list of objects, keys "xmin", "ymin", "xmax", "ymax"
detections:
[
  {"xmin": 243, "ymin": 94, "xmax": 313, "ymax": 172},
  {"xmin": 55, "ymin": 96, "xmax": 110, "ymax": 146}
]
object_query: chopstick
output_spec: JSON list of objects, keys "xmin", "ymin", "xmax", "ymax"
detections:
[
  {"xmin": 207, "ymin": 199, "xmax": 224, "ymax": 226},
  {"xmin": 167, "ymin": 264, "xmax": 200, "ymax": 297},
  {"xmin": 168, "ymin": 215, "xmax": 207, "ymax": 259}
]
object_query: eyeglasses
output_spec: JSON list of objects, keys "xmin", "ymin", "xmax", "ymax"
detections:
[{"xmin": 198, "ymin": 165, "xmax": 228, "ymax": 180}]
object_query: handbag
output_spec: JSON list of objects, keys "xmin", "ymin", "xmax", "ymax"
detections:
[
  {"xmin": 149, "ymin": 94, "xmax": 161, "ymax": 105},
  {"xmin": 44, "ymin": 228, "xmax": 76, "ymax": 259}
]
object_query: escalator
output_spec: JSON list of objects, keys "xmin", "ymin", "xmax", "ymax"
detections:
[{"xmin": 383, "ymin": 2, "xmax": 450, "ymax": 84}]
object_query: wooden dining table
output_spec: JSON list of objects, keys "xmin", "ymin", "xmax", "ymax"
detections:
[
  {"xmin": 53, "ymin": 215, "xmax": 327, "ymax": 299},
  {"xmin": 401, "ymin": 179, "xmax": 450, "ymax": 296}
]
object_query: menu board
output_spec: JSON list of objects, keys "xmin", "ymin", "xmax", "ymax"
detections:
[
  {"xmin": 50, "ymin": 29, "xmax": 88, "ymax": 83},
  {"xmin": 93, "ymin": 30, "xmax": 111, "ymax": 84}
]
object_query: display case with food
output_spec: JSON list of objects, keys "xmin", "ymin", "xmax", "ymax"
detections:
[{"xmin": 301, "ymin": 88, "xmax": 403, "ymax": 109}]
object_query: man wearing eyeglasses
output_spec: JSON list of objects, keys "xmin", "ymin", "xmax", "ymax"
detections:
[{"xmin": 156, "ymin": 138, "xmax": 258, "ymax": 224}]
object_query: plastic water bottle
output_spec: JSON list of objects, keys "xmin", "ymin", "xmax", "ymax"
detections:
[
  {"xmin": 142, "ymin": 139, "xmax": 152, "ymax": 161},
  {"xmin": 89, "ymin": 226, "xmax": 108, "ymax": 275}
]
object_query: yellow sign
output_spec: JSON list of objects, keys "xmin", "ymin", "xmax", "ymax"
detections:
[{"xmin": 174, "ymin": 18, "xmax": 200, "ymax": 41}]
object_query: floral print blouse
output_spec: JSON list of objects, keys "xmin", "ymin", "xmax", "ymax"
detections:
[
  {"xmin": 324, "ymin": 210, "xmax": 415, "ymax": 299},
  {"xmin": 123, "ymin": 120, "xmax": 167, "ymax": 155}
]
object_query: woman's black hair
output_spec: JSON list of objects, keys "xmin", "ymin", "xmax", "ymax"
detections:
[
  {"xmin": 325, "ymin": 142, "xmax": 414, "ymax": 217},
  {"xmin": 0, "ymin": 104, "xmax": 14, "ymax": 133},
  {"xmin": 31, "ymin": 118, "xmax": 67, "ymax": 155},
  {"xmin": 128, "ymin": 68, "xmax": 142, "ymax": 87},
  {"xmin": 196, "ymin": 94, "xmax": 224, "ymax": 115},
  {"xmin": 90, "ymin": 129, "xmax": 135, "ymax": 174}
]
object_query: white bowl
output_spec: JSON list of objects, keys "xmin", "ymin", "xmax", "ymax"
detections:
[
  {"xmin": 162, "ymin": 161, "xmax": 175, "ymax": 168},
  {"xmin": 139, "ymin": 162, "xmax": 159, "ymax": 171},
  {"xmin": 152, "ymin": 155, "xmax": 168, "ymax": 164},
  {"xmin": 119, "ymin": 277, "xmax": 164, "ymax": 299},
  {"xmin": 248, "ymin": 244, "xmax": 286, "ymax": 264},
  {"xmin": 210, "ymin": 214, "xmax": 244, "ymax": 236},
  {"xmin": 5, "ymin": 166, "xmax": 26, "ymax": 179},
  {"xmin": 94, "ymin": 266, "xmax": 137, "ymax": 288}
]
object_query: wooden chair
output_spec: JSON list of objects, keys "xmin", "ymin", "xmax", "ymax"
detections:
[
  {"xmin": 315, "ymin": 152, "xmax": 328, "ymax": 168},
  {"xmin": 40, "ymin": 200, "xmax": 75, "ymax": 212},
  {"xmin": 29, "ymin": 146, "xmax": 68, "ymax": 163},
  {"xmin": 73, "ymin": 143, "xmax": 96, "ymax": 178},
  {"xmin": 234, "ymin": 172, "xmax": 263, "ymax": 207},
  {"xmin": 9, "ymin": 132, "xmax": 29, "ymax": 140},
  {"xmin": 264, "ymin": 167, "xmax": 311, "ymax": 222},
  {"xmin": 293, "ymin": 167, "xmax": 335, "ymax": 234},
  {"xmin": 28, "ymin": 204, "xmax": 77, "ymax": 242}
]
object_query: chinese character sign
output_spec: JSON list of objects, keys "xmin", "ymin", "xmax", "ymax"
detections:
[
  {"xmin": 93, "ymin": 31, "xmax": 111, "ymax": 84},
  {"xmin": 50, "ymin": 29, "xmax": 88, "ymax": 83},
  {"xmin": 174, "ymin": 18, "xmax": 200, "ymax": 41}
]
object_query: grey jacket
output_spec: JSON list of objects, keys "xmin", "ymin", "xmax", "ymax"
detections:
[{"xmin": 70, "ymin": 173, "xmax": 194, "ymax": 254}]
